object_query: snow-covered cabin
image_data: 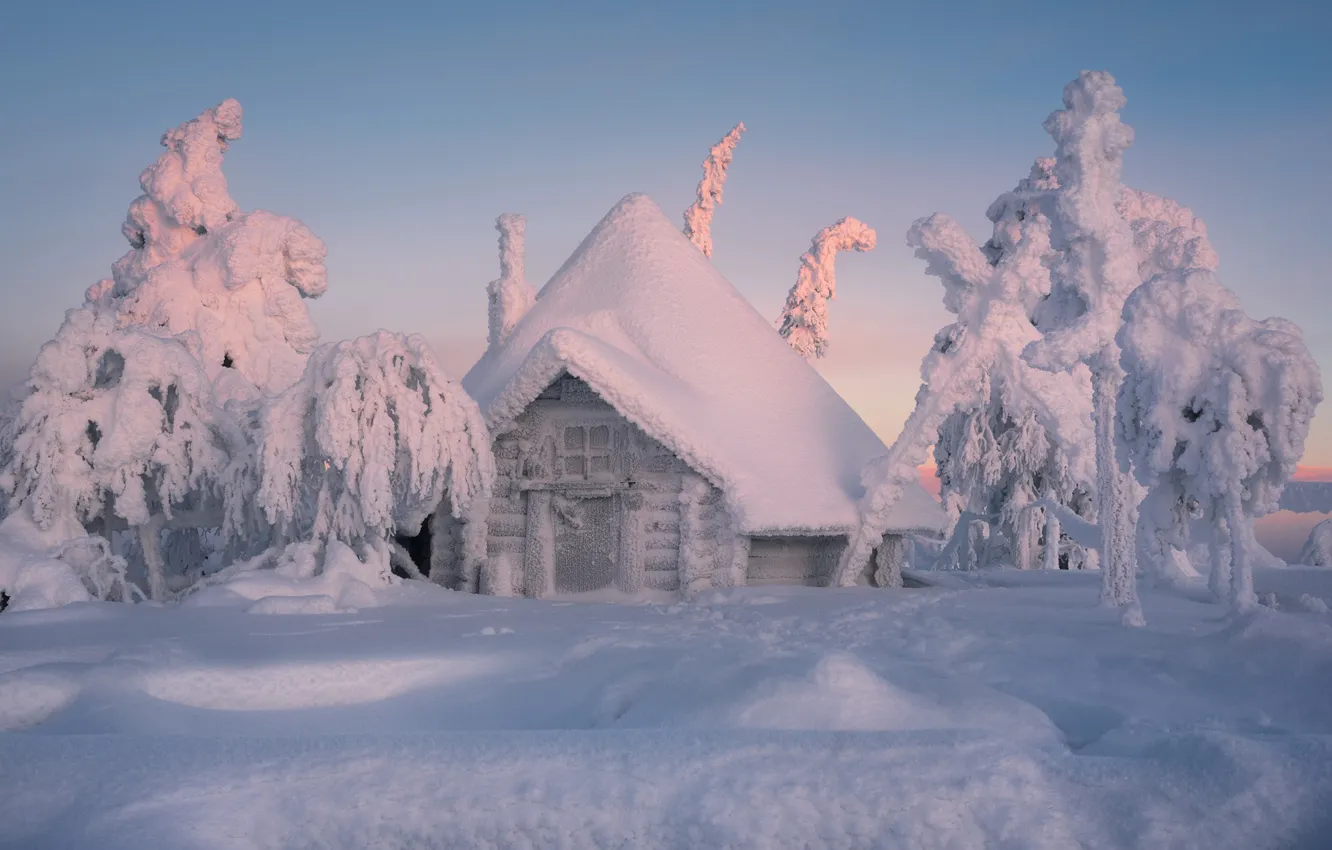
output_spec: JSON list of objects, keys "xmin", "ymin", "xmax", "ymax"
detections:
[{"xmin": 437, "ymin": 194, "xmax": 945, "ymax": 597}]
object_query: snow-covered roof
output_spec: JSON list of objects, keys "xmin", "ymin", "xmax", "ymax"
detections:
[{"xmin": 463, "ymin": 194, "xmax": 947, "ymax": 537}]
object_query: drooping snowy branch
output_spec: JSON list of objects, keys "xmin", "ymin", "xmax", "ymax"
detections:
[
  {"xmin": 777, "ymin": 217, "xmax": 877, "ymax": 358},
  {"xmin": 89, "ymin": 99, "xmax": 328, "ymax": 399},
  {"xmin": 486, "ymin": 214, "xmax": 536, "ymax": 349},
  {"xmin": 682, "ymin": 122, "xmax": 745, "ymax": 258},
  {"xmin": 1118, "ymin": 271, "xmax": 1322, "ymax": 610},
  {"xmin": 257, "ymin": 332, "xmax": 495, "ymax": 563}
]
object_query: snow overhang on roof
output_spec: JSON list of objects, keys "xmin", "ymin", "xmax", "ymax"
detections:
[{"xmin": 464, "ymin": 193, "xmax": 948, "ymax": 538}]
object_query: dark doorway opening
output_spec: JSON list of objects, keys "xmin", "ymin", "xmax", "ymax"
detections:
[{"xmin": 393, "ymin": 518, "xmax": 433, "ymax": 579}]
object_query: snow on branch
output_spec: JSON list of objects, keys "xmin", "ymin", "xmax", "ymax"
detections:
[
  {"xmin": 1118, "ymin": 270, "xmax": 1323, "ymax": 610},
  {"xmin": 1022, "ymin": 71, "xmax": 1139, "ymax": 375},
  {"xmin": 93, "ymin": 99, "xmax": 328, "ymax": 398},
  {"xmin": 682, "ymin": 122, "xmax": 745, "ymax": 258},
  {"xmin": 257, "ymin": 332, "xmax": 495, "ymax": 559},
  {"xmin": 487, "ymin": 214, "xmax": 536, "ymax": 349},
  {"xmin": 0, "ymin": 307, "xmax": 238, "ymax": 599},
  {"xmin": 777, "ymin": 217, "xmax": 877, "ymax": 359}
]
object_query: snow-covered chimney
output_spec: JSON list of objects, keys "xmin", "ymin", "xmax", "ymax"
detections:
[{"xmin": 487, "ymin": 214, "xmax": 536, "ymax": 349}]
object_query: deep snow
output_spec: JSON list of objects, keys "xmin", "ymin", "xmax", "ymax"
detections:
[{"xmin": 2, "ymin": 568, "xmax": 1330, "ymax": 849}]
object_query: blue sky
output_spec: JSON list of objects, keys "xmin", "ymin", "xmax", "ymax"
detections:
[{"xmin": 2, "ymin": 0, "xmax": 1330, "ymax": 462}]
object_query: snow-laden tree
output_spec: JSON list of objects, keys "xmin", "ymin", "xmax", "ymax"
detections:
[
  {"xmin": 486, "ymin": 214, "xmax": 535, "ymax": 348},
  {"xmin": 682, "ymin": 122, "xmax": 745, "ymax": 258},
  {"xmin": 1301, "ymin": 520, "xmax": 1332, "ymax": 566},
  {"xmin": 909, "ymin": 163, "xmax": 1095, "ymax": 571},
  {"xmin": 85, "ymin": 98, "xmax": 328, "ymax": 402},
  {"xmin": 0, "ymin": 308, "xmax": 233, "ymax": 600},
  {"xmin": 777, "ymin": 217, "xmax": 877, "ymax": 359},
  {"xmin": 257, "ymin": 332, "xmax": 495, "ymax": 577},
  {"xmin": 829, "ymin": 186, "xmax": 1060, "ymax": 586},
  {"xmin": 1118, "ymin": 271, "xmax": 1322, "ymax": 611},
  {"xmin": 1019, "ymin": 71, "xmax": 1145, "ymax": 623}
]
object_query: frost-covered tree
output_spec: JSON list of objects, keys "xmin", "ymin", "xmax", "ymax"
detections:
[
  {"xmin": 909, "ymin": 165, "xmax": 1095, "ymax": 572},
  {"xmin": 257, "ymin": 332, "xmax": 495, "ymax": 575},
  {"xmin": 682, "ymin": 122, "xmax": 745, "ymax": 258},
  {"xmin": 1301, "ymin": 520, "xmax": 1332, "ymax": 566},
  {"xmin": 1118, "ymin": 271, "xmax": 1322, "ymax": 611},
  {"xmin": 486, "ymin": 214, "xmax": 535, "ymax": 348},
  {"xmin": 0, "ymin": 309, "xmax": 232, "ymax": 600},
  {"xmin": 777, "ymin": 217, "xmax": 877, "ymax": 358},
  {"xmin": 829, "ymin": 191, "xmax": 1060, "ymax": 586},
  {"xmin": 1020, "ymin": 71, "xmax": 1144, "ymax": 623},
  {"xmin": 85, "ymin": 98, "xmax": 328, "ymax": 402}
]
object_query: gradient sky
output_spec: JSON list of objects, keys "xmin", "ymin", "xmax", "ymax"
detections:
[{"xmin": 3, "ymin": 0, "xmax": 1330, "ymax": 463}]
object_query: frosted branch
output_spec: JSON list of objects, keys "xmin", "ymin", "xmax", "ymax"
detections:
[
  {"xmin": 777, "ymin": 216, "xmax": 877, "ymax": 358},
  {"xmin": 682, "ymin": 122, "xmax": 745, "ymax": 258}
]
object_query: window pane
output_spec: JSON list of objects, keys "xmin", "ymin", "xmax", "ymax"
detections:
[
  {"xmin": 588, "ymin": 425, "xmax": 610, "ymax": 449},
  {"xmin": 564, "ymin": 426, "xmax": 585, "ymax": 451},
  {"xmin": 590, "ymin": 455, "xmax": 610, "ymax": 474},
  {"xmin": 564, "ymin": 456, "xmax": 585, "ymax": 476}
]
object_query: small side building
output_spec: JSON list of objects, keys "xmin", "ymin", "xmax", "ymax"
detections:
[{"xmin": 434, "ymin": 193, "xmax": 946, "ymax": 597}]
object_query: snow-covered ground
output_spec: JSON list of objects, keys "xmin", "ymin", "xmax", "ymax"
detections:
[{"xmin": 2, "ymin": 567, "xmax": 1331, "ymax": 849}]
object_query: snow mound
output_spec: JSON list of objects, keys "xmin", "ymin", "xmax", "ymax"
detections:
[
  {"xmin": 732, "ymin": 652, "xmax": 936, "ymax": 731},
  {"xmin": 189, "ymin": 541, "xmax": 391, "ymax": 612},
  {"xmin": 1300, "ymin": 519, "xmax": 1332, "ymax": 566},
  {"xmin": 0, "ymin": 514, "xmax": 93, "ymax": 611},
  {"xmin": 137, "ymin": 656, "xmax": 493, "ymax": 711},
  {"xmin": 465, "ymin": 194, "xmax": 946, "ymax": 536},
  {"xmin": 0, "ymin": 669, "xmax": 82, "ymax": 730},
  {"xmin": 731, "ymin": 652, "xmax": 1060, "ymax": 744}
]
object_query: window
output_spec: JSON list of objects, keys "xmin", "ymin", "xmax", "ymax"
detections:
[{"xmin": 562, "ymin": 424, "xmax": 614, "ymax": 480}]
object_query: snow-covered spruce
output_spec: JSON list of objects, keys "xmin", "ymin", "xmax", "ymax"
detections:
[
  {"xmin": 86, "ymin": 98, "xmax": 328, "ymax": 401},
  {"xmin": 682, "ymin": 122, "xmax": 744, "ymax": 258},
  {"xmin": 257, "ymin": 332, "xmax": 495, "ymax": 577},
  {"xmin": 1118, "ymin": 271, "xmax": 1323, "ymax": 611},
  {"xmin": 777, "ymin": 217, "xmax": 877, "ymax": 359},
  {"xmin": 828, "ymin": 200, "xmax": 1057, "ymax": 586},
  {"xmin": 1301, "ymin": 519, "xmax": 1332, "ymax": 566},
  {"xmin": 486, "ymin": 214, "xmax": 535, "ymax": 349},
  {"xmin": 0, "ymin": 309, "xmax": 234, "ymax": 600},
  {"xmin": 907, "ymin": 183, "xmax": 1094, "ymax": 572}
]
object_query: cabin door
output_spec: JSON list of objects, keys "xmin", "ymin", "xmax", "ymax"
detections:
[{"xmin": 552, "ymin": 495, "xmax": 620, "ymax": 593}]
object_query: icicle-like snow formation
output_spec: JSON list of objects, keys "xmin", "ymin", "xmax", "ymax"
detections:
[
  {"xmin": 777, "ymin": 217, "xmax": 877, "ymax": 359},
  {"xmin": 486, "ymin": 214, "xmax": 535, "ymax": 349},
  {"xmin": 1118, "ymin": 271, "xmax": 1322, "ymax": 610},
  {"xmin": 682, "ymin": 122, "xmax": 745, "ymax": 258},
  {"xmin": 257, "ymin": 332, "xmax": 495, "ymax": 561},
  {"xmin": 1301, "ymin": 520, "xmax": 1332, "ymax": 566},
  {"xmin": 87, "ymin": 99, "xmax": 328, "ymax": 399}
]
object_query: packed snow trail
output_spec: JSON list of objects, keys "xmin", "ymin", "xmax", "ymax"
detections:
[{"xmin": 2, "ymin": 570, "xmax": 1331, "ymax": 849}]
